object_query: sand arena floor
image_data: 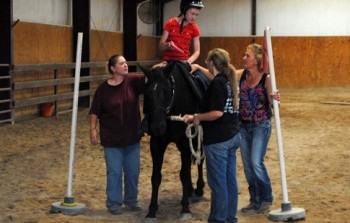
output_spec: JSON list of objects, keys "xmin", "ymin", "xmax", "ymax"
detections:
[{"xmin": 0, "ymin": 87, "xmax": 349, "ymax": 223}]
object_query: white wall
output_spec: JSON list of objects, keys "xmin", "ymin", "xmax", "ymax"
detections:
[
  {"xmin": 163, "ymin": 0, "xmax": 251, "ymax": 36},
  {"xmin": 163, "ymin": 0, "xmax": 251, "ymax": 37},
  {"xmin": 13, "ymin": 0, "xmax": 350, "ymax": 36},
  {"xmin": 163, "ymin": 0, "xmax": 350, "ymax": 36},
  {"xmin": 257, "ymin": 0, "xmax": 350, "ymax": 36},
  {"xmin": 13, "ymin": 0, "xmax": 70, "ymax": 26},
  {"xmin": 13, "ymin": 0, "xmax": 124, "ymax": 32},
  {"xmin": 90, "ymin": 0, "xmax": 122, "ymax": 31}
]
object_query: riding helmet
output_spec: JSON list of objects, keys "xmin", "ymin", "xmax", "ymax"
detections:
[{"xmin": 180, "ymin": 0, "xmax": 205, "ymax": 15}]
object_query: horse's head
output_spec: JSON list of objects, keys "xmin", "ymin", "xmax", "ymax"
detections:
[{"xmin": 139, "ymin": 64, "xmax": 175, "ymax": 136}]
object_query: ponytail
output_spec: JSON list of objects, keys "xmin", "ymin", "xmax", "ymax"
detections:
[{"xmin": 208, "ymin": 48, "xmax": 239, "ymax": 112}]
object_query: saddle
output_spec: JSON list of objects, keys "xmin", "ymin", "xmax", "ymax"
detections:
[
  {"xmin": 168, "ymin": 60, "xmax": 209, "ymax": 102},
  {"xmin": 141, "ymin": 61, "xmax": 210, "ymax": 135}
]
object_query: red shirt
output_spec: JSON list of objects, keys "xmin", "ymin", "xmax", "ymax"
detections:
[
  {"xmin": 162, "ymin": 18, "xmax": 200, "ymax": 61},
  {"xmin": 89, "ymin": 72, "xmax": 145, "ymax": 147}
]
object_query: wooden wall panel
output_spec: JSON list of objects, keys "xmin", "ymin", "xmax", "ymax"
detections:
[
  {"xmin": 10, "ymin": 22, "xmax": 350, "ymax": 120},
  {"xmin": 13, "ymin": 22, "xmax": 73, "ymax": 118},
  {"xmin": 198, "ymin": 37, "xmax": 255, "ymax": 69},
  {"xmin": 200, "ymin": 36, "xmax": 350, "ymax": 88},
  {"xmin": 90, "ymin": 30, "xmax": 123, "ymax": 62},
  {"xmin": 137, "ymin": 35, "xmax": 161, "ymax": 61},
  {"xmin": 272, "ymin": 37, "xmax": 350, "ymax": 88},
  {"xmin": 13, "ymin": 22, "xmax": 73, "ymax": 64}
]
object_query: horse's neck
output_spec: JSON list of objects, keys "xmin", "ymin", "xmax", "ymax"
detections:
[{"xmin": 171, "ymin": 73, "xmax": 199, "ymax": 115}]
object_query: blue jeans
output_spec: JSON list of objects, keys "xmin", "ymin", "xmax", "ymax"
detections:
[
  {"xmin": 240, "ymin": 120, "xmax": 273, "ymax": 206},
  {"xmin": 104, "ymin": 142, "xmax": 140, "ymax": 208},
  {"xmin": 204, "ymin": 133, "xmax": 241, "ymax": 223}
]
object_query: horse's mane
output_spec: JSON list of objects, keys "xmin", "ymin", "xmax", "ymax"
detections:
[{"xmin": 163, "ymin": 61, "xmax": 202, "ymax": 116}]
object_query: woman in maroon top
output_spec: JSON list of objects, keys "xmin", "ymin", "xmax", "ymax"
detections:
[{"xmin": 89, "ymin": 54, "xmax": 145, "ymax": 215}]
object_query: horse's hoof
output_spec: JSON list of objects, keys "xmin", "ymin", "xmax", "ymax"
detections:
[
  {"xmin": 180, "ymin": 213, "xmax": 192, "ymax": 221},
  {"xmin": 144, "ymin": 217, "xmax": 157, "ymax": 223},
  {"xmin": 189, "ymin": 191, "xmax": 204, "ymax": 203},
  {"xmin": 145, "ymin": 212, "xmax": 156, "ymax": 218},
  {"xmin": 194, "ymin": 188, "xmax": 204, "ymax": 197}
]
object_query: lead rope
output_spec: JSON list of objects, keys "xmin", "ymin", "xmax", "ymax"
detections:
[{"xmin": 169, "ymin": 115, "xmax": 204, "ymax": 165}]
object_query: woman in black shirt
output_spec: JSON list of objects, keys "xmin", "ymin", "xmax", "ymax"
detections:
[{"xmin": 184, "ymin": 48, "xmax": 241, "ymax": 223}]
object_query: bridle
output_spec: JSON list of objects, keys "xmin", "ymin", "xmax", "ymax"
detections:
[{"xmin": 147, "ymin": 73, "xmax": 175, "ymax": 116}]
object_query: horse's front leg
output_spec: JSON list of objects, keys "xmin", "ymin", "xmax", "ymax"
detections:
[
  {"xmin": 146, "ymin": 136, "xmax": 167, "ymax": 219},
  {"xmin": 190, "ymin": 138, "xmax": 205, "ymax": 202},
  {"xmin": 178, "ymin": 142, "xmax": 193, "ymax": 220},
  {"xmin": 194, "ymin": 159, "xmax": 205, "ymax": 198}
]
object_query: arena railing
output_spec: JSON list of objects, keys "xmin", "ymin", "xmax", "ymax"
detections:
[{"xmin": 8, "ymin": 60, "xmax": 157, "ymax": 123}]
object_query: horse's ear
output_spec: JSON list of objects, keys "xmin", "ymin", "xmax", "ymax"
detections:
[{"xmin": 137, "ymin": 63, "xmax": 151, "ymax": 79}]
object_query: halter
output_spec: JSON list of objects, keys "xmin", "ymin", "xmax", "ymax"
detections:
[{"xmin": 146, "ymin": 74, "xmax": 175, "ymax": 116}]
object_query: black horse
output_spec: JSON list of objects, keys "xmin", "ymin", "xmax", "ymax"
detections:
[{"xmin": 140, "ymin": 61, "xmax": 205, "ymax": 220}]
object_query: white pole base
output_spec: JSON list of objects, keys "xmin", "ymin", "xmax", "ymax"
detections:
[
  {"xmin": 51, "ymin": 201, "xmax": 86, "ymax": 215},
  {"xmin": 269, "ymin": 207, "xmax": 305, "ymax": 221}
]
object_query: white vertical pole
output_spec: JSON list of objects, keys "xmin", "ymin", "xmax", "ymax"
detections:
[
  {"xmin": 266, "ymin": 27, "xmax": 305, "ymax": 221},
  {"xmin": 67, "ymin": 32, "xmax": 83, "ymax": 198},
  {"xmin": 264, "ymin": 27, "xmax": 289, "ymax": 204}
]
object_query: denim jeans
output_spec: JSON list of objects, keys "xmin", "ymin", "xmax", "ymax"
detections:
[
  {"xmin": 104, "ymin": 142, "xmax": 140, "ymax": 208},
  {"xmin": 239, "ymin": 120, "xmax": 273, "ymax": 206},
  {"xmin": 204, "ymin": 133, "xmax": 241, "ymax": 223}
]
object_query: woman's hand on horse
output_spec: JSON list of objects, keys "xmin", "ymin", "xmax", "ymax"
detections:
[
  {"xmin": 190, "ymin": 64, "xmax": 200, "ymax": 73},
  {"xmin": 152, "ymin": 61, "xmax": 167, "ymax": 69}
]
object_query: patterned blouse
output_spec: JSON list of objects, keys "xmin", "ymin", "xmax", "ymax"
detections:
[{"xmin": 239, "ymin": 70, "xmax": 271, "ymax": 122}]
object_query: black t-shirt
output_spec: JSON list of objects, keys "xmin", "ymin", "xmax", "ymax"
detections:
[{"xmin": 200, "ymin": 73, "xmax": 240, "ymax": 145}]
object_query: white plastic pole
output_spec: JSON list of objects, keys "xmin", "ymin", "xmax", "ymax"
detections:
[
  {"xmin": 67, "ymin": 32, "xmax": 83, "ymax": 197},
  {"xmin": 264, "ymin": 27, "xmax": 289, "ymax": 204}
]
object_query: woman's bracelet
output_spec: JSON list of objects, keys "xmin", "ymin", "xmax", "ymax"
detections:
[{"xmin": 90, "ymin": 128, "xmax": 96, "ymax": 131}]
